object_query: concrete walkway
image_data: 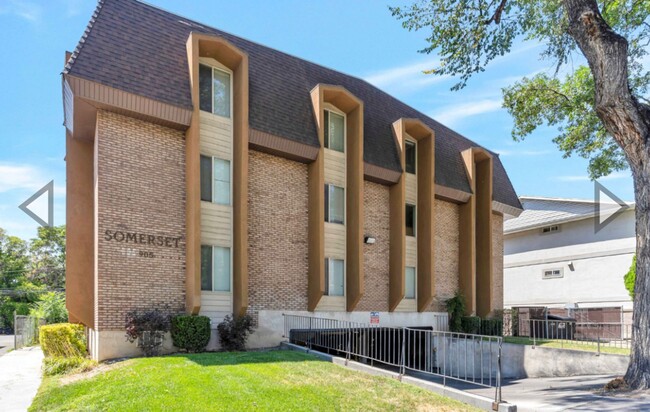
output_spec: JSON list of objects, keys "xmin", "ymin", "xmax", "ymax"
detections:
[
  {"xmin": 0, "ymin": 346, "xmax": 43, "ymax": 412},
  {"xmin": 463, "ymin": 375, "xmax": 650, "ymax": 411},
  {"xmin": 0, "ymin": 335, "xmax": 14, "ymax": 357}
]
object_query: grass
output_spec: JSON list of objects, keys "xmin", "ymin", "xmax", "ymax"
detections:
[
  {"xmin": 504, "ymin": 336, "xmax": 631, "ymax": 355},
  {"xmin": 30, "ymin": 350, "xmax": 478, "ymax": 411}
]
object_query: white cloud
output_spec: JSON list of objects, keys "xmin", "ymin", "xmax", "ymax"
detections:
[
  {"xmin": 60, "ymin": 0, "xmax": 83, "ymax": 17},
  {"xmin": 0, "ymin": 1, "xmax": 43, "ymax": 23},
  {"xmin": 430, "ymin": 99, "xmax": 503, "ymax": 127},
  {"xmin": 556, "ymin": 171, "xmax": 630, "ymax": 182},
  {"xmin": 0, "ymin": 163, "xmax": 44, "ymax": 193},
  {"xmin": 363, "ymin": 60, "xmax": 449, "ymax": 91}
]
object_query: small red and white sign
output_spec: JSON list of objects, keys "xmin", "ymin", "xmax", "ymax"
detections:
[{"xmin": 370, "ymin": 311, "xmax": 380, "ymax": 324}]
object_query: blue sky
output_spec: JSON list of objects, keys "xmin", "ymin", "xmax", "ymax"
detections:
[{"xmin": 0, "ymin": 0, "xmax": 636, "ymax": 240}]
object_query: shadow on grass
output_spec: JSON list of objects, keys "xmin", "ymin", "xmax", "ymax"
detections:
[{"xmin": 172, "ymin": 348, "xmax": 327, "ymax": 367}]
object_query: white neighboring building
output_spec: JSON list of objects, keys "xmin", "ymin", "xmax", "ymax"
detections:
[{"xmin": 504, "ymin": 196, "xmax": 635, "ymax": 315}]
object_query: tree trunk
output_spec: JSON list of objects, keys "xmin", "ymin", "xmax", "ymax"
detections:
[{"xmin": 562, "ymin": 0, "xmax": 650, "ymax": 389}]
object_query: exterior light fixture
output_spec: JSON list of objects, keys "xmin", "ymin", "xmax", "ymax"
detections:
[{"xmin": 364, "ymin": 236, "xmax": 376, "ymax": 245}]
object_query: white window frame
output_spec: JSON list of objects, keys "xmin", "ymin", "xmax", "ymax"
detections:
[
  {"xmin": 201, "ymin": 245, "xmax": 233, "ymax": 293},
  {"xmin": 324, "ymin": 108, "xmax": 346, "ymax": 153},
  {"xmin": 325, "ymin": 184, "xmax": 345, "ymax": 225},
  {"xmin": 405, "ymin": 266, "xmax": 417, "ymax": 300},
  {"xmin": 541, "ymin": 225, "xmax": 561, "ymax": 235},
  {"xmin": 199, "ymin": 58, "xmax": 234, "ymax": 119},
  {"xmin": 542, "ymin": 268, "xmax": 564, "ymax": 279},
  {"xmin": 405, "ymin": 139, "xmax": 417, "ymax": 175},
  {"xmin": 201, "ymin": 156, "xmax": 232, "ymax": 206},
  {"xmin": 325, "ymin": 257, "xmax": 345, "ymax": 297}
]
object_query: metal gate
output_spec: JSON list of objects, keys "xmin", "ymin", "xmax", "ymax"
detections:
[{"xmin": 14, "ymin": 314, "xmax": 44, "ymax": 350}]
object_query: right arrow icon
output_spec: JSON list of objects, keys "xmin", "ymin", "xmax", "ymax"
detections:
[{"xmin": 594, "ymin": 180, "xmax": 630, "ymax": 233}]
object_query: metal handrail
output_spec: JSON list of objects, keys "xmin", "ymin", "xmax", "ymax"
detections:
[{"xmin": 283, "ymin": 314, "xmax": 503, "ymax": 405}]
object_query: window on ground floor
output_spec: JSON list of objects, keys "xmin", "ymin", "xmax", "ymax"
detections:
[
  {"xmin": 325, "ymin": 258, "xmax": 344, "ymax": 296},
  {"xmin": 405, "ymin": 266, "xmax": 416, "ymax": 299},
  {"xmin": 201, "ymin": 245, "xmax": 231, "ymax": 292}
]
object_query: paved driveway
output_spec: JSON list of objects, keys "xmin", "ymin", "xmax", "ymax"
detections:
[
  {"xmin": 0, "ymin": 335, "xmax": 14, "ymax": 357},
  {"xmin": 465, "ymin": 375, "xmax": 650, "ymax": 411},
  {"xmin": 0, "ymin": 346, "xmax": 43, "ymax": 411}
]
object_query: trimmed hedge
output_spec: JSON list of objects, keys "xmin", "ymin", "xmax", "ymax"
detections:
[
  {"xmin": 171, "ymin": 315, "xmax": 211, "ymax": 353},
  {"xmin": 460, "ymin": 316, "xmax": 481, "ymax": 334},
  {"xmin": 40, "ymin": 323, "xmax": 87, "ymax": 358}
]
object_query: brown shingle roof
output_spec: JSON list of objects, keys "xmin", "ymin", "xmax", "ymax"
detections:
[{"xmin": 65, "ymin": 0, "xmax": 521, "ymax": 210}]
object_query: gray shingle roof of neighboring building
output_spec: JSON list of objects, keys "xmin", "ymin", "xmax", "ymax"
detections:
[
  {"xmin": 65, "ymin": 0, "xmax": 521, "ymax": 210},
  {"xmin": 504, "ymin": 196, "xmax": 631, "ymax": 233}
]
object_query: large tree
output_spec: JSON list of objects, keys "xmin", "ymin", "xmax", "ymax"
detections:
[
  {"xmin": 0, "ymin": 228, "xmax": 29, "ymax": 289},
  {"xmin": 29, "ymin": 225, "xmax": 66, "ymax": 290},
  {"xmin": 391, "ymin": 0, "xmax": 650, "ymax": 388}
]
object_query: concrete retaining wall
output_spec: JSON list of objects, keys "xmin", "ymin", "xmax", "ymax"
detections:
[{"xmin": 500, "ymin": 343, "xmax": 629, "ymax": 378}]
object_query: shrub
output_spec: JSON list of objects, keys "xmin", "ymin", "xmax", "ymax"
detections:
[
  {"xmin": 624, "ymin": 255, "xmax": 636, "ymax": 299},
  {"xmin": 125, "ymin": 308, "xmax": 171, "ymax": 357},
  {"xmin": 445, "ymin": 292, "xmax": 466, "ymax": 332},
  {"xmin": 40, "ymin": 323, "xmax": 87, "ymax": 358},
  {"xmin": 171, "ymin": 315, "xmax": 211, "ymax": 353},
  {"xmin": 479, "ymin": 318, "xmax": 503, "ymax": 336},
  {"xmin": 461, "ymin": 316, "xmax": 481, "ymax": 334},
  {"xmin": 217, "ymin": 315, "xmax": 254, "ymax": 351},
  {"xmin": 30, "ymin": 292, "xmax": 68, "ymax": 324},
  {"xmin": 43, "ymin": 356, "xmax": 96, "ymax": 376}
]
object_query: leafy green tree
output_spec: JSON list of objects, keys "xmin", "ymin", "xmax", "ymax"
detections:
[
  {"xmin": 0, "ymin": 228, "xmax": 29, "ymax": 289},
  {"xmin": 392, "ymin": 0, "xmax": 650, "ymax": 388},
  {"xmin": 625, "ymin": 255, "xmax": 636, "ymax": 299},
  {"xmin": 30, "ymin": 292, "xmax": 68, "ymax": 324},
  {"xmin": 29, "ymin": 226, "xmax": 66, "ymax": 290}
]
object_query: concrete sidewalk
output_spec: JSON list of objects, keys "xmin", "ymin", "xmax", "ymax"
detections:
[
  {"xmin": 464, "ymin": 374, "xmax": 650, "ymax": 411},
  {"xmin": 0, "ymin": 335, "xmax": 14, "ymax": 357},
  {"xmin": 0, "ymin": 346, "xmax": 43, "ymax": 412}
]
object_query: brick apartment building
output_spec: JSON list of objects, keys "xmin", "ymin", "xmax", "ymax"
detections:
[{"xmin": 63, "ymin": 0, "xmax": 522, "ymax": 360}]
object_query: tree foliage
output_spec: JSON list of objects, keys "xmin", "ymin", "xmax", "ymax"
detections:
[
  {"xmin": 391, "ymin": 0, "xmax": 650, "ymax": 177},
  {"xmin": 625, "ymin": 255, "xmax": 636, "ymax": 299},
  {"xmin": 0, "ymin": 228, "xmax": 29, "ymax": 289},
  {"xmin": 29, "ymin": 225, "xmax": 66, "ymax": 290}
]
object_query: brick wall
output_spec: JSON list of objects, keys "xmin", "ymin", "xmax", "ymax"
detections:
[
  {"xmin": 357, "ymin": 181, "xmax": 390, "ymax": 311},
  {"xmin": 492, "ymin": 213, "xmax": 504, "ymax": 312},
  {"xmin": 429, "ymin": 200, "xmax": 460, "ymax": 311},
  {"xmin": 96, "ymin": 111, "xmax": 186, "ymax": 330},
  {"xmin": 247, "ymin": 150, "xmax": 309, "ymax": 321}
]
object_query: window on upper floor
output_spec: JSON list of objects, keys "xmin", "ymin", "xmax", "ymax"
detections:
[
  {"xmin": 542, "ymin": 268, "xmax": 563, "ymax": 279},
  {"xmin": 405, "ymin": 140, "xmax": 416, "ymax": 174},
  {"xmin": 199, "ymin": 63, "xmax": 231, "ymax": 118},
  {"xmin": 325, "ymin": 184, "xmax": 345, "ymax": 224},
  {"xmin": 201, "ymin": 245, "xmax": 231, "ymax": 292},
  {"xmin": 325, "ymin": 258, "xmax": 345, "ymax": 296},
  {"xmin": 406, "ymin": 203, "xmax": 416, "ymax": 237},
  {"xmin": 405, "ymin": 266, "xmax": 416, "ymax": 299},
  {"xmin": 541, "ymin": 225, "xmax": 560, "ymax": 234},
  {"xmin": 324, "ymin": 110, "xmax": 345, "ymax": 152},
  {"xmin": 200, "ymin": 155, "xmax": 231, "ymax": 205}
]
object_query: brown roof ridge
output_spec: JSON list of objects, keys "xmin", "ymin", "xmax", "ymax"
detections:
[{"xmin": 63, "ymin": 0, "xmax": 106, "ymax": 74}]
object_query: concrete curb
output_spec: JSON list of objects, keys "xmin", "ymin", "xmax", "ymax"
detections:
[{"xmin": 281, "ymin": 342, "xmax": 516, "ymax": 412}]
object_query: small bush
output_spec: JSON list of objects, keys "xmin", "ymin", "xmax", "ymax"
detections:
[
  {"xmin": 40, "ymin": 323, "xmax": 87, "ymax": 358},
  {"xmin": 43, "ymin": 356, "xmax": 96, "ymax": 376},
  {"xmin": 171, "ymin": 315, "xmax": 211, "ymax": 353},
  {"xmin": 624, "ymin": 255, "xmax": 636, "ymax": 299},
  {"xmin": 461, "ymin": 316, "xmax": 481, "ymax": 334},
  {"xmin": 217, "ymin": 315, "xmax": 254, "ymax": 351},
  {"xmin": 125, "ymin": 308, "xmax": 171, "ymax": 357},
  {"xmin": 30, "ymin": 292, "xmax": 68, "ymax": 324},
  {"xmin": 479, "ymin": 318, "xmax": 503, "ymax": 336}
]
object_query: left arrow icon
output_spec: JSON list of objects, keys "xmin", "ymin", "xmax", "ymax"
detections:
[{"xmin": 19, "ymin": 180, "xmax": 54, "ymax": 228}]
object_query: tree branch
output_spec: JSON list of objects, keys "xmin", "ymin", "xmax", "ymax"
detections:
[{"xmin": 484, "ymin": 0, "xmax": 508, "ymax": 25}]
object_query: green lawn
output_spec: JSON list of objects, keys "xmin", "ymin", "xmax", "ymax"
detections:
[
  {"xmin": 30, "ymin": 350, "xmax": 478, "ymax": 412},
  {"xmin": 504, "ymin": 336, "xmax": 631, "ymax": 355}
]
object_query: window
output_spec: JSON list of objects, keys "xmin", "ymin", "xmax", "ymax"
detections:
[
  {"xmin": 405, "ymin": 141, "xmax": 416, "ymax": 174},
  {"xmin": 543, "ymin": 268, "xmax": 563, "ymax": 279},
  {"xmin": 325, "ymin": 258, "xmax": 345, "ymax": 296},
  {"xmin": 199, "ymin": 63, "xmax": 231, "ymax": 118},
  {"xmin": 541, "ymin": 225, "xmax": 560, "ymax": 234},
  {"xmin": 325, "ymin": 184, "xmax": 345, "ymax": 224},
  {"xmin": 201, "ymin": 245, "xmax": 231, "ymax": 291},
  {"xmin": 405, "ymin": 266, "xmax": 416, "ymax": 299},
  {"xmin": 200, "ymin": 155, "xmax": 231, "ymax": 205},
  {"xmin": 324, "ymin": 110, "xmax": 345, "ymax": 152},
  {"xmin": 406, "ymin": 204, "xmax": 416, "ymax": 236}
]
